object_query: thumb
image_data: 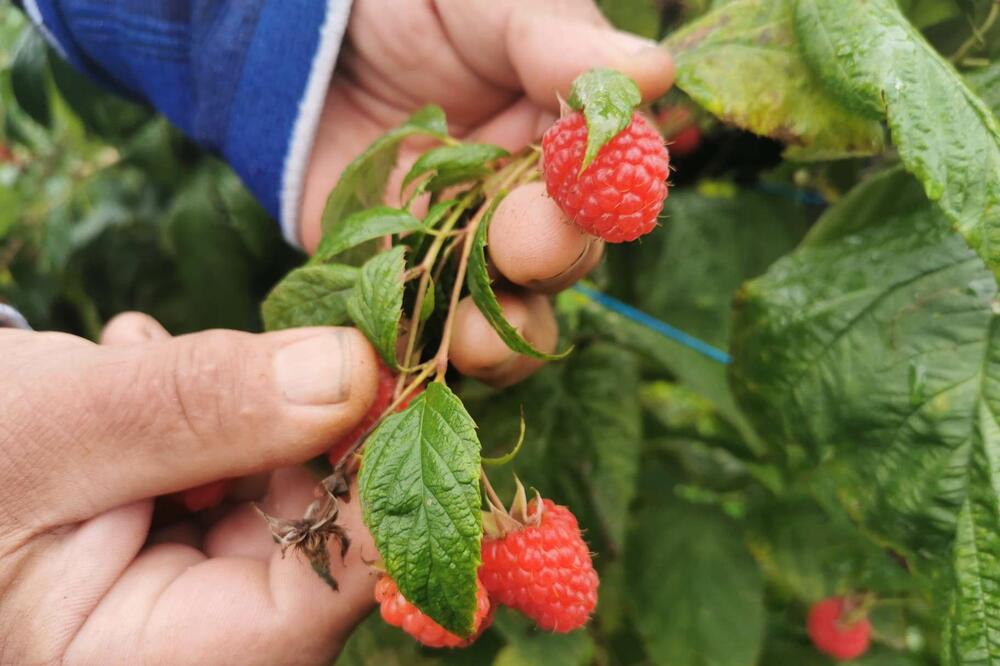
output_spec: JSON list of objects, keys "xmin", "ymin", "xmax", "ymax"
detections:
[
  {"xmin": 506, "ymin": 5, "xmax": 674, "ymax": 111},
  {"xmin": 7, "ymin": 326, "xmax": 379, "ymax": 524},
  {"xmin": 438, "ymin": 0, "xmax": 674, "ymax": 112}
]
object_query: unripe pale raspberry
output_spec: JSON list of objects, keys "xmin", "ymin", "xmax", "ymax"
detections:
[
  {"xmin": 480, "ymin": 498, "xmax": 599, "ymax": 632},
  {"xmin": 375, "ymin": 575, "xmax": 493, "ymax": 648},
  {"xmin": 542, "ymin": 111, "xmax": 669, "ymax": 243},
  {"xmin": 807, "ymin": 596, "xmax": 872, "ymax": 661}
]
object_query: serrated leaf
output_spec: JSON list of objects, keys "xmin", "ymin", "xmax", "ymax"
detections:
[
  {"xmin": 11, "ymin": 28, "xmax": 51, "ymax": 128},
  {"xmin": 564, "ymin": 345, "xmax": 641, "ymax": 548},
  {"xmin": 314, "ymin": 206, "xmax": 423, "ymax": 264},
  {"xmin": 467, "ymin": 197, "xmax": 570, "ymax": 361},
  {"xmin": 401, "ymin": 143, "xmax": 508, "ymax": 197},
  {"xmin": 261, "ymin": 264, "xmax": 357, "ymax": 331},
  {"xmin": 795, "ymin": 0, "xmax": 1000, "ymax": 278},
  {"xmin": 729, "ymin": 172, "xmax": 1000, "ymax": 666},
  {"xmin": 322, "ymin": 106, "xmax": 448, "ymax": 233},
  {"xmin": 359, "ymin": 383, "xmax": 482, "ymax": 636},
  {"xmin": 627, "ymin": 498, "xmax": 764, "ymax": 666},
  {"xmin": 567, "ymin": 69, "xmax": 642, "ymax": 169},
  {"xmin": 665, "ymin": 0, "xmax": 885, "ymax": 160},
  {"xmin": 348, "ymin": 246, "xmax": 406, "ymax": 369}
]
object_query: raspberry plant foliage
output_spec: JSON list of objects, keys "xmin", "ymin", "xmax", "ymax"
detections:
[{"xmin": 8, "ymin": 0, "xmax": 1000, "ymax": 663}]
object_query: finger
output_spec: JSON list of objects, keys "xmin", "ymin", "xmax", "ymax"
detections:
[
  {"xmin": 450, "ymin": 292, "xmax": 557, "ymax": 387},
  {"xmin": 436, "ymin": 0, "xmax": 675, "ymax": 111},
  {"xmin": 66, "ymin": 482, "xmax": 377, "ymax": 665},
  {"xmin": 5, "ymin": 327, "xmax": 380, "ymax": 526},
  {"xmin": 488, "ymin": 182, "xmax": 604, "ymax": 293},
  {"xmin": 101, "ymin": 312, "xmax": 170, "ymax": 346}
]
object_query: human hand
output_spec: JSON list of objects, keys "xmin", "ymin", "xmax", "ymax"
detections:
[
  {"xmin": 302, "ymin": 0, "xmax": 674, "ymax": 386},
  {"xmin": 0, "ymin": 316, "xmax": 383, "ymax": 665}
]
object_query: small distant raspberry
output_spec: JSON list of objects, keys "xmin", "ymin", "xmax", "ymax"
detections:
[
  {"xmin": 656, "ymin": 106, "xmax": 702, "ymax": 157},
  {"xmin": 480, "ymin": 497, "xmax": 599, "ymax": 632},
  {"xmin": 807, "ymin": 596, "xmax": 872, "ymax": 661},
  {"xmin": 172, "ymin": 479, "xmax": 233, "ymax": 512},
  {"xmin": 542, "ymin": 111, "xmax": 669, "ymax": 243},
  {"xmin": 375, "ymin": 575, "xmax": 493, "ymax": 648},
  {"xmin": 327, "ymin": 362, "xmax": 422, "ymax": 465}
]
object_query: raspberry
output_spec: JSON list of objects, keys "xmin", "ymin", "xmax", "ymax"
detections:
[
  {"xmin": 807, "ymin": 596, "xmax": 872, "ymax": 661},
  {"xmin": 480, "ymin": 497, "xmax": 599, "ymax": 632},
  {"xmin": 542, "ymin": 111, "xmax": 669, "ymax": 243},
  {"xmin": 327, "ymin": 362, "xmax": 422, "ymax": 465},
  {"xmin": 172, "ymin": 479, "xmax": 233, "ymax": 511},
  {"xmin": 375, "ymin": 575, "xmax": 493, "ymax": 648}
]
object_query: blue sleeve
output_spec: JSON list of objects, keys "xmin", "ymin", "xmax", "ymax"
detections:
[{"xmin": 20, "ymin": 0, "xmax": 353, "ymax": 246}]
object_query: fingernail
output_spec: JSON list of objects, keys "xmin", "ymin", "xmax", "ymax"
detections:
[
  {"xmin": 610, "ymin": 30, "xmax": 660, "ymax": 56},
  {"xmin": 274, "ymin": 331, "xmax": 352, "ymax": 405}
]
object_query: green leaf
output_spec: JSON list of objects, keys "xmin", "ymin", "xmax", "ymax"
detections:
[
  {"xmin": 563, "ymin": 344, "xmax": 641, "ymax": 548},
  {"xmin": 359, "ymin": 383, "xmax": 483, "ymax": 636},
  {"xmin": 314, "ymin": 207, "xmax": 424, "ymax": 264},
  {"xmin": 492, "ymin": 611, "xmax": 594, "ymax": 666},
  {"xmin": 968, "ymin": 60, "xmax": 1000, "ymax": 119},
  {"xmin": 795, "ymin": 0, "xmax": 1000, "ymax": 278},
  {"xmin": 10, "ymin": 28, "xmax": 51, "ymax": 128},
  {"xmin": 747, "ymin": 499, "xmax": 910, "ymax": 602},
  {"xmin": 729, "ymin": 173, "xmax": 1000, "ymax": 666},
  {"xmin": 419, "ymin": 278, "xmax": 435, "ymax": 323},
  {"xmin": 48, "ymin": 54, "xmax": 151, "ymax": 142},
  {"xmin": 467, "ymin": 196, "xmax": 570, "ymax": 361},
  {"xmin": 261, "ymin": 264, "xmax": 357, "ymax": 331},
  {"xmin": 665, "ymin": 0, "xmax": 885, "ymax": 160},
  {"xmin": 567, "ymin": 69, "xmax": 642, "ymax": 169},
  {"xmin": 348, "ymin": 246, "xmax": 406, "ymax": 369},
  {"xmin": 400, "ymin": 143, "xmax": 508, "ymax": 196},
  {"xmin": 627, "ymin": 497, "xmax": 765, "ymax": 666},
  {"xmin": 321, "ymin": 106, "xmax": 447, "ymax": 234},
  {"xmin": 599, "ymin": 0, "xmax": 661, "ymax": 39}
]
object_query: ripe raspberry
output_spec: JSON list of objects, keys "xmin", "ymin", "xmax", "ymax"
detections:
[
  {"xmin": 542, "ymin": 111, "xmax": 669, "ymax": 243},
  {"xmin": 172, "ymin": 479, "xmax": 233, "ymax": 512},
  {"xmin": 375, "ymin": 575, "xmax": 493, "ymax": 648},
  {"xmin": 480, "ymin": 497, "xmax": 599, "ymax": 632},
  {"xmin": 807, "ymin": 596, "xmax": 872, "ymax": 661},
  {"xmin": 327, "ymin": 362, "xmax": 422, "ymax": 465}
]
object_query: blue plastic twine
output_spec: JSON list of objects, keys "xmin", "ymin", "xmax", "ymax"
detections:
[{"xmin": 571, "ymin": 284, "xmax": 732, "ymax": 365}]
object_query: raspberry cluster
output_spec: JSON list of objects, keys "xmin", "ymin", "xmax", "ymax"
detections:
[{"xmin": 376, "ymin": 489, "xmax": 599, "ymax": 648}]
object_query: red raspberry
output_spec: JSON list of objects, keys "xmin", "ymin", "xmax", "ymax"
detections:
[
  {"xmin": 327, "ymin": 362, "xmax": 422, "ymax": 465},
  {"xmin": 480, "ymin": 498, "xmax": 599, "ymax": 632},
  {"xmin": 807, "ymin": 596, "xmax": 872, "ymax": 661},
  {"xmin": 375, "ymin": 575, "xmax": 493, "ymax": 648},
  {"xmin": 542, "ymin": 111, "xmax": 669, "ymax": 243},
  {"xmin": 172, "ymin": 479, "xmax": 233, "ymax": 512}
]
